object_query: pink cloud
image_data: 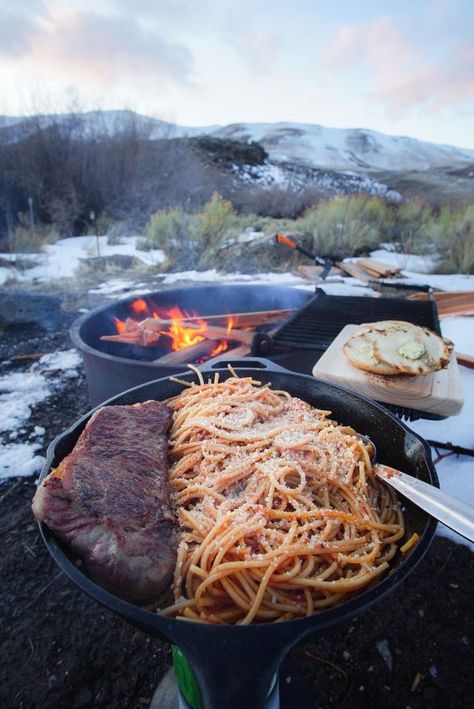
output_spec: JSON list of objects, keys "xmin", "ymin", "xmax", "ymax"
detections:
[
  {"xmin": 27, "ymin": 8, "xmax": 193, "ymax": 87},
  {"xmin": 326, "ymin": 17, "xmax": 474, "ymax": 113}
]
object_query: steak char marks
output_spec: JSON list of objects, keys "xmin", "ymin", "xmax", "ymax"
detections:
[{"xmin": 32, "ymin": 400, "xmax": 176, "ymax": 605}]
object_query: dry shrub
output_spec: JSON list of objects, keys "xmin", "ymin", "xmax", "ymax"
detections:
[
  {"xmin": 8, "ymin": 214, "xmax": 59, "ymax": 253},
  {"xmin": 433, "ymin": 204, "xmax": 474, "ymax": 274},
  {"xmin": 387, "ymin": 199, "xmax": 435, "ymax": 254},
  {"xmin": 140, "ymin": 207, "xmax": 195, "ymax": 267},
  {"xmin": 193, "ymin": 192, "xmax": 237, "ymax": 248},
  {"xmin": 296, "ymin": 195, "xmax": 389, "ymax": 258},
  {"xmin": 146, "ymin": 207, "xmax": 192, "ymax": 249}
]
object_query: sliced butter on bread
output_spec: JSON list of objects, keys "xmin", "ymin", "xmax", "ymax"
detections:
[
  {"xmin": 343, "ymin": 331, "xmax": 401, "ymax": 375},
  {"xmin": 373, "ymin": 328, "xmax": 451, "ymax": 376}
]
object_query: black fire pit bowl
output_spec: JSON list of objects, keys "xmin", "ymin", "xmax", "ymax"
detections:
[
  {"xmin": 38, "ymin": 358, "xmax": 438, "ymax": 709},
  {"xmin": 70, "ymin": 284, "xmax": 313, "ymax": 406}
]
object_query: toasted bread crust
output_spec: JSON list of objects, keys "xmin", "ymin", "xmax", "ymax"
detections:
[
  {"xmin": 343, "ymin": 331, "xmax": 400, "ymax": 375},
  {"xmin": 374, "ymin": 329, "xmax": 451, "ymax": 375}
]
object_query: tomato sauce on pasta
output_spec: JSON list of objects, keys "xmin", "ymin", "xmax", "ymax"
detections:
[{"xmin": 161, "ymin": 370, "xmax": 404, "ymax": 624}]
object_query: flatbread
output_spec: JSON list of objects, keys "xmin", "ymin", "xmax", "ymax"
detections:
[{"xmin": 343, "ymin": 320, "xmax": 453, "ymax": 376}]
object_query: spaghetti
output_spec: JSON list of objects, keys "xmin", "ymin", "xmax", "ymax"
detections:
[{"xmin": 162, "ymin": 371, "xmax": 405, "ymax": 624}]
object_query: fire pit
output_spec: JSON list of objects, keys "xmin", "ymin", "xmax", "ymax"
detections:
[{"xmin": 71, "ymin": 284, "xmax": 312, "ymax": 405}]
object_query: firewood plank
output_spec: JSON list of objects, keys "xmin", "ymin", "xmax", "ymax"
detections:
[
  {"xmin": 456, "ymin": 352, "xmax": 474, "ymax": 369},
  {"xmin": 100, "ymin": 333, "xmax": 142, "ymax": 343},
  {"xmin": 129, "ymin": 309, "xmax": 296, "ymax": 332},
  {"xmin": 356, "ymin": 258, "xmax": 402, "ymax": 277},
  {"xmin": 439, "ymin": 306, "xmax": 474, "ymax": 317},
  {"xmin": 152, "ymin": 339, "xmax": 215, "ymax": 365},
  {"xmin": 336, "ymin": 261, "xmax": 372, "ymax": 282},
  {"xmin": 203, "ymin": 325, "xmax": 254, "ymax": 346}
]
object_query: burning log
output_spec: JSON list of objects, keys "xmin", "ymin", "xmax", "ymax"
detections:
[
  {"xmin": 102, "ymin": 308, "xmax": 296, "ymax": 338},
  {"xmin": 202, "ymin": 326, "xmax": 254, "ymax": 346},
  {"xmin": 153, "ymin": 339, "xmax": 217, "ymax": 365},
  {"xmin": 101, "ymin": 332, "xmax": 151, "ymax": 344},
  {"xmin": 100, "ymin": 333, "xmax": 141, "ymax": 343},
  {"xmin": 100, "ymin": 305, "xmax": 295, "ymax": 367},
  {"xmin": 101, "ymin": 325, "xmax": 253, "ymax": 347}
]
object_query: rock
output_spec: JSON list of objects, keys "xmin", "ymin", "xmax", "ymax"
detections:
[{"xmin": 0, "ymin": 289, "xmax": 61, "ymax": 329}]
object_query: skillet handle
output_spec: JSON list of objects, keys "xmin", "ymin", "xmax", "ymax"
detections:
[
  {"xmin": 173, "ymin": 625, "xmax": 301, "ymax": 709},
  {"xmin": 197, "ymin": 356, "xmax": 291, "ymax": 375}
]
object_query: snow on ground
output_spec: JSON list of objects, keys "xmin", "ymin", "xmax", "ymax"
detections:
[
  {"xmin": 408, "ymin": 315, "xmax": 474, "ymax": 549},
  {"xmin": 2, "ymin": 237, "xmax": 474, "ymax": 295},
  {"xmin": 368, "ymin": 249, "xmax": 437, "ymax": 274},
  {"xmin": 410, "ymin": 365, "xmax": 474, "ymax": 549},
  {"xmin": 0, "ymin": 350, "xmax": 81, "ymax": 479},
  {"xmin": 88, "ymin": 279, "xmax": 155, "ymax": 297},
  {"xmin": 89, "ymin": 271, "xmax": 374, "ymax": 300},
  {"xmin": 0, "ymin": 235, "xmax": 165, "ymax": 284}
]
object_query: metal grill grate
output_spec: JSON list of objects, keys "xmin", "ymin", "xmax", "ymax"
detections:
[{"xmin": 273, "ymin": 290, "xmax": 440, "ymax": 350}]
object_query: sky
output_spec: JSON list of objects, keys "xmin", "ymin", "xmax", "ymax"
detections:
[{"xmin": 0, "ymin": 0, "xmax": 473, "ymax": 149}]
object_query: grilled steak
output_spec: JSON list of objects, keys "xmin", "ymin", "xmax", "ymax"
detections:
[{"xmin": 32, "ymin": 400, "xmax": 176, "ymax": 604}]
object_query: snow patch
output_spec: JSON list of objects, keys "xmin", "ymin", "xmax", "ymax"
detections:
[
  {"xmin": 0, "ymin": 349, "xmax": 82, "ymax": 482},
  {"xmin": 1, "ymin": 236, "xmax": 165, "ymax": 284},
  {"xmin": 0, "ymin": 373, "xmax": 50, "ymax": 432},
  {"xmin": 0, "ymin": 443, "xmax": 45, "ymax": 480}
]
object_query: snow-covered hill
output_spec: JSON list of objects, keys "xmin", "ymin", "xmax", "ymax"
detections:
[
  {"xmin": 1, "ymin": 110, "xmax": 473, "ymax": 175},
  {"xmin": 209, "ymin": 122, "xmax": 474, "ymax": 173}
]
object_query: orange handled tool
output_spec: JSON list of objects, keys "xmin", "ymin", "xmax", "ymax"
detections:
[{"xmin": 275, "ymin": 233, "xmax": 334, "ymax": 279}]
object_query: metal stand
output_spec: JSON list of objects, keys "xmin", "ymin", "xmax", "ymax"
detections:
[
  {"xmin": 150, "ymin": 668, "xmax": 280, "ymax": 709},
  {"xmin": 149, "ymin": 654, "xmax": 319, "ymax": 709}
]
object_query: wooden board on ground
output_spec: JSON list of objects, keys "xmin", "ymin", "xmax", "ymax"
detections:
[
  {"xmin": 294, "ymin": 265, "xmax": 343, "ymax": 281},
  {"xmin": 312, "ymin": 324, "xmax": 464, "ymax": 416},
  {"xmin": 355, "ymin": 258, "xmax": 402, "ymax": 278},
  {"xmin": 408, "ymin": 291, "xmax": 474, "ymax": 317},
  {"xmin": 455, "ymin": 351, "xmax": 474, "ymax": 369},
  {"xmin": 334, "ymin": 257, "xmax": 403, "ymax": 282},
  {"xmin": 335, "ymin": 261, "xmax": 373, "ymax": 282}
]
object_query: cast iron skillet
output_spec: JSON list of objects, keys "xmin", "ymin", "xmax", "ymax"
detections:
[{"xmin": 37, "ymin": 358, "xmax": 438, "ymax": 709}]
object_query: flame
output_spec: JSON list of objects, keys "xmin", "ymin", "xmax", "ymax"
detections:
[
  {"xmin": 226, "ymin": 316, "xmax": 235, "ymax": 337},
  {"xmin": 112, "ymin": 301, "xmax": 238, "ymax": 359},
  {"xmin": 131, "ymin": 298, "xmax": 148, "ymax": 314},
  {"xmin": 209, "ymin": 341, "xmax": 229, "ymax": 357},
  {"xmin": 114, "ymin": 317, "xmax": 126, "ymax": 334},
  {"xmin": 162, "ymin": 306, "xmax": 209, "ymax": 351}
]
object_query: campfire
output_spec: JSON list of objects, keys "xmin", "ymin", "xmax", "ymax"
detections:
[{"xmin": 100, "ymin": 297, "xmax": 296, "ymax": 366}]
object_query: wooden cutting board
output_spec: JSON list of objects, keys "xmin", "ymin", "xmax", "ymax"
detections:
[{"xmin": 312, "ymin": 325, "xmax": 464, "ymax": 416}]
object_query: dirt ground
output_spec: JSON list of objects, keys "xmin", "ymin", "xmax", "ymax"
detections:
[{"xmin": 1, "ymin": 308, "xmax": 473, "ymax": 709}]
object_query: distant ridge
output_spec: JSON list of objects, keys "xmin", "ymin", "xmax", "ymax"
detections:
[{"xmin": 1, "ymin": 109, "xmax": 473, "ymax": 174}]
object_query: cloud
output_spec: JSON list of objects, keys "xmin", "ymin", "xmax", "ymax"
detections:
[
  {"xmin": 31, "ymin": 9, "xmax": 193, "ymax": 85},
  {"xmin": 0, "ymin": 5, "xmax": 193, "ymax": 88},
  {"xmin": 237, "ymin": 31, "xmax": 280, "ymax": 71},
  {"xmin": 0, "ymin": 1, "xmax": 48, "ymax": 57},
  {"xmin": 326, "ymin": 16, "xmax": 474, "ymax": 113},
  {"xmin": 103, "ymin": 0, "xmax": 200, "ymax": 18}
]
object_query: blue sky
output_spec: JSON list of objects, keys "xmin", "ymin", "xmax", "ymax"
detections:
[{"xmin": 1, "ymin": 0, "xmax": 473, "ymax": 148}]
